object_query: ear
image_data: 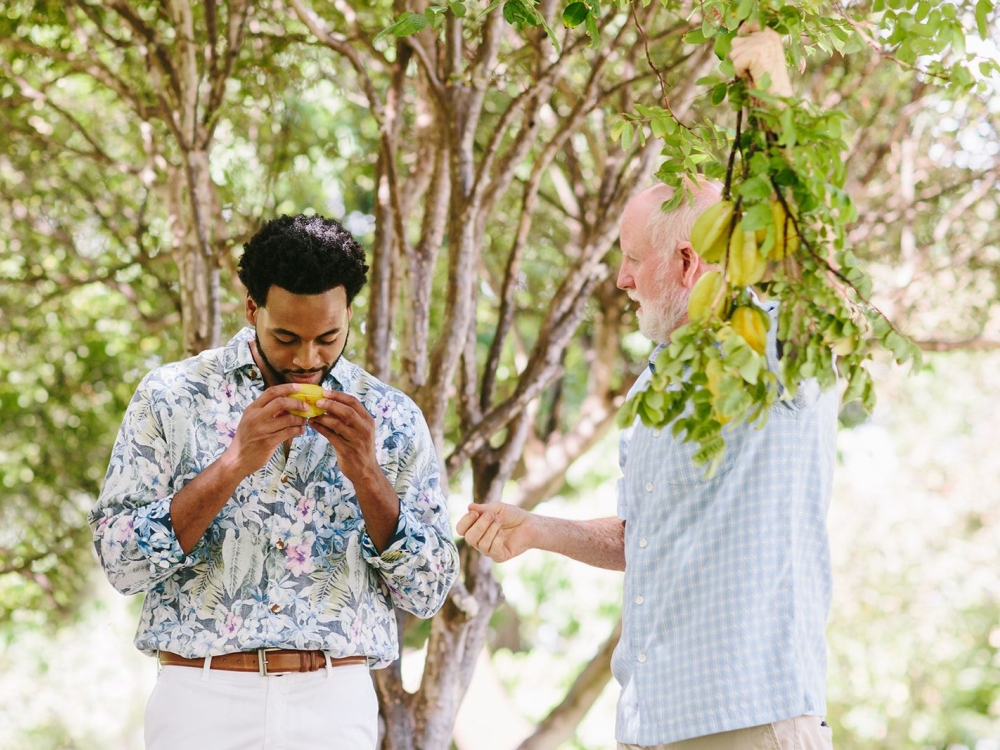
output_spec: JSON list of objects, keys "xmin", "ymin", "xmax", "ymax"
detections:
[
  {"xmin": 245, "ymin": 294, "xmax": 260, "ymax": 325},
  {"xmin": 347, "ymin": 304, "xmax": 353, "ymax": 323},
  {"xmin": 677, "ymin": 241, "xmax": 703, "ymax": 289}
]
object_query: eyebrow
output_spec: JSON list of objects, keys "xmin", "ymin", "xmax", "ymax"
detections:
[{"xmin": 272, "ymin": 327, "xmax": 342, "ymax": 339}]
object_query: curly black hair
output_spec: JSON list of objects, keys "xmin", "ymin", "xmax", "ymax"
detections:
[{"xmin": 237, "ymin": 214, "xmax": 369, "ymax": 306}]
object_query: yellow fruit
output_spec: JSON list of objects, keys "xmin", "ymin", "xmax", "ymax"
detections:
[
  {"xmin": 289, "ymin": 384, "xmax": 326, "ymax": 418},
  {"xmin": 687, "ymin": 270, "xmax": 726, "ymax": 324},
  {"xmin": 725, "ymin": 226, "xmax": 767, "ymax": 287},
  {"xmin": 705, "ymin": 357, "xmax": 725, "ymax": 397},
  {"xmin": 731, "ymin": 304, "xmax": 770, "ymax": 355},
  {"xmin": 690, "ymin": 200, "xmax": 737, "ymax": 263},
  {"xmin": 768, "ymin": 200, "xmax": 800, "ymax": 261},
  {"xmin": 831, "ymin": 334, "xmax": 859, "ymax": 357}
]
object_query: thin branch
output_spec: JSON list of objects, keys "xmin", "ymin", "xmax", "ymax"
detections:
[
  {"xmin": 630, "ymin": 0, "xmax": 696, "ymax": 127},
  {"xmin": 516, "ymin": 618, "xmax": 623, "ymax": 750},
  {"xmin": 288, "ymin": 0, "xmax": 441, "ymax": 117},
  {"xmin": 509, "ymin": 389, "xmax": 632, "ymax": 512},
  {"xmin": 915, "ymin": 338, "xmax": 1000, "ymax": 352},
  {"xmin": 833, "ymin": 1, "xmax": 950, "ymax": 82},
  {"xmin": 446, "ymin": 252, "xmax": 608, "ymax": 476},
  {"xmin": 108, "ymin": 0, "xmax": 184, "ymax": 104}
]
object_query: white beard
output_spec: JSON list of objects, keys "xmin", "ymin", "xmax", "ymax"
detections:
[{"xmin": 635, "ymin": 282, "xmax": 690, "ymax": 343}]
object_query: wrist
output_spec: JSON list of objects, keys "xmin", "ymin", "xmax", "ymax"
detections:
[{"xmin": 216, "ymin": 446, "xmax": 252, "ymax": 489}]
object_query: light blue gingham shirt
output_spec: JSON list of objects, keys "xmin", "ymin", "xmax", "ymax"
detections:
[{"xmin": 612, "ymin": 302, "xmax": 838, "ymax": 745}]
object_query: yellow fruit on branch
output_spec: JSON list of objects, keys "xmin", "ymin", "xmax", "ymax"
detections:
[
  {"xmin": 690, "ymin": 200, "xmax": 737, "ymax": 263},
  {"xmin": 705, "ymin": 357, "xmax": 725, "ymax": 398},
  {"xmin": 731, "ymin": 304, "xmax": 770, "ymax": 355},
  {"xmin": 830, "ymin": 333, "xmax": 860, "ymax": 356},
  {"xmin": 725, "ymin": 226, "xmax": 767, "ymax": 287},
  {"xmin": 768, "ymin": 199, "xmax": 800, "ymax": 261},
  {"xmin": 289, "ymin": 384, "xmax": 326, "ymax": 418},
  {"xmin": 687, "ymin": 270, "xmax": 727, "ymax": 324}
]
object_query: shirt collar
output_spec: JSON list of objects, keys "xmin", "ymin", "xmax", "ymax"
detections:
[{"xmin": 648, "ymin": 343, "xmax": 667, "ymax": 373}]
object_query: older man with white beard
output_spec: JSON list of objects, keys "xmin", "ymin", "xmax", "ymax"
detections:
[{"xmin": 458, "ymin": 28, "xmax": 839, "ymax": 750}]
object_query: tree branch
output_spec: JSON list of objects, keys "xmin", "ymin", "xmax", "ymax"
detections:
[{"xmin": 516, "ymin": 617, "xmax": 622, "ymax": 750}]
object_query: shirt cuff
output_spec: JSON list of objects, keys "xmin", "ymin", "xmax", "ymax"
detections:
[
  {"xmin": 133, "ymin": 497, "xmax": 192, "ymax": 570},
  {"xmin": 359, "ymin": 509, "xmax": 424, "ymax": 568}
]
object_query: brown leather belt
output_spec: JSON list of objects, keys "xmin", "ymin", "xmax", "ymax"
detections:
[{"xmin": 158, "ymin": 649, "xmax": 368, "ymax": 676}]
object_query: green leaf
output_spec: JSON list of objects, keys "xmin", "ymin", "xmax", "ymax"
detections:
[
  {"xmin": 778, "ymin": 105, "xmax": 797, "ymax": 148},
  {"xmin": 585, "ymin": 9, "xmax": 600, "ymax": 48},
  {"xmin": 976, "ymin": 0, "xmax": 991, "ymax": 39},
  {"xmin": 737, "ymin": 353, "xmax": 761, "ymax": 385},
  {"xmin": 685, "ymin": 28, "xmax": 708, "ymax": 44},
  {"xmin": 742, "ymin": 201, "xmax": 773, "ymax": 233},
  {"xmin": 713, "ymin": 33, "xmax": 733, "ymax": 61},
  {"xmin": 884, "ymin": 331, "xmax": 912, "ymax": 362},
  {"xmin": 650, "ymin": 116, "xmax": 678, "ymax": 139},
  {"xmin": 373, "ymin": 11, "xmax": 429, "ymax": 42},
  {"xmin": 610, "ymin": 119, "xmax": 627, "ymax": 142},
  {"xmin": 448, "ymin": 1, "xmax": 467, "ymax": 18},
  {"xmin": 562, "ymin": 1, "xmax": 589, "ymax": 28},
  {"xmin": 620, "ymin": 122, "xmax": 634, "ymax": 151},
  {"xmin": 618, "ymin": 395, "xmax": 641, "ymax": 428},
  {"xmin": 503, "ymin": 0, "xmax": 541, "ymax": 26},
  {"xmin": 738, "ymin": 176, "xmax": 773, "ymax": 201},
  {"xmin": 710, "ymin": 82, "xmax": 728, "ymax": 106},
  {"xmin": 692, "ymin": 435, "xmax": 725, "ymax": 467}
]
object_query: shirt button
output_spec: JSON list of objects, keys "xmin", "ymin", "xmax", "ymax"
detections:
[
  {"xmin": 645, "ymin": 482, "xmax": 653, "ymax": 492},
  {"xmin": 635, "ymin": 596, "xmax": 644, "ymax": 605},
  {"xmin": 248, "ymin": 368, "xmax": 258, "ymax": 379},
  {"xmin": 275, "ymin": 539, "xmax": 285, "ymax": 550},
  {"xmin": 270, "ymin": 604, "xmax": 280, "ymax": 613},
  {"xmin": 280, "ymin": 474, "xmax": 289, "ymax": 483},
  {"xmin": 639, "ymin": 539, "xmax": 648, "ymax": 548},
  {"xmin": 653, "ymin": 429, "xmax": 661, "ymax": 438},
  {"xmin": 637, "ymin": 653, "xmax": 646, "ymax": 663}
]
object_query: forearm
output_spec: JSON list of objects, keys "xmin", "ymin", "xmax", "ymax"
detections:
[
  {"xmin": 170, "ymin": 451, "xmax": 246, "ymax": 554},
  {"xmin": 532, "ymin": 515, "xmax": 626, "ymax": 571},
  {"xmin": 352, "ymin": 469, "xmax": 401, "ymax": 553}
]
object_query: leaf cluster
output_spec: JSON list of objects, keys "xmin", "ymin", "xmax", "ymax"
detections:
[{"xmin": 613, "ymin": 0, "xmax": 961, "ymax": 468}]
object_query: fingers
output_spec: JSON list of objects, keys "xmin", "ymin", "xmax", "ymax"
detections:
[
  {"xmin": 455, "ymin": 508, "xmax": 481, "ymax": 536},
  {"xmin": 256, "ymin": 383, "xmax": 303, "ymax": 408},
  {"xmin": 457, "ymin": 508, "xmax": 506, "ymax": 561},
  {"xmin": 311, "ymin": 394, "xmax": 375, "ymax": 440},
  {"xmin": 316, "ymin": 398, "xmax": 365, "ymax": 425},
  {"xmin": 728, "ymin": 28, "xmax": 792, "ymax": 98}
]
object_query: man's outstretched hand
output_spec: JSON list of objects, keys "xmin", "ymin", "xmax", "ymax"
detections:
[{"xmin": 456, "ymin": 502, "xmax": 534, "ymax": 564}]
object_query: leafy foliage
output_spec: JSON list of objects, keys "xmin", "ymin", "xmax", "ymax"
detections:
[
  {"xmin": 1, "ymin": 0, "xmax": 999, "ymax": 747},
  {"xmin": 614, "ymin": 0, "xmax": 998, "ymax": 469}
]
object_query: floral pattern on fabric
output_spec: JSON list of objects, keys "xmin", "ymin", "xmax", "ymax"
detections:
[{"xmin": 89, "ymin": 327, "xmax": 459, "ymax": 667}]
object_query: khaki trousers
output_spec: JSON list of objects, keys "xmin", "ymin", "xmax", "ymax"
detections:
[{"xmin": 618, "ymin": 716, "xmax": 833, "ymax": 750}]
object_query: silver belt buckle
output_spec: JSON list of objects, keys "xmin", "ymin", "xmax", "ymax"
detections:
[{"xmin": 258, "ymin": 648, "xmax": 280, "ymax": 676}]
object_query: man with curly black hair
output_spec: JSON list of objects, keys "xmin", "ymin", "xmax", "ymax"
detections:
[{"xmin": 90, "ymin": 214, "xmax": 459, "ymax": 750}]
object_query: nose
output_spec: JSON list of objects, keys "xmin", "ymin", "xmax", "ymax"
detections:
[
  {"xmin": 292, "ymin": 341, "xmax": 323, "ymax": 371},
  {"xmin": 617, "ymin": 264, "xmax": 633, "ymax": 291}
]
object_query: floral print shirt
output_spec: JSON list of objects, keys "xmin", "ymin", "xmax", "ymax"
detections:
[{"xmin": 89, "ymin": 327, "xmax": 459, "ymax": 667}]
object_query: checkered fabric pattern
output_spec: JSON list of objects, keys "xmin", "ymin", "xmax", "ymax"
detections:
[{"xmin": 611, "ymin": 303, "xmax": 838, "ymax": 746}]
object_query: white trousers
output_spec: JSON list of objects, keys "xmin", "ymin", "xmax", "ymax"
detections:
[{"xmin": 145, "ymin": 663, "xmax": 378, "ymax": 750}]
